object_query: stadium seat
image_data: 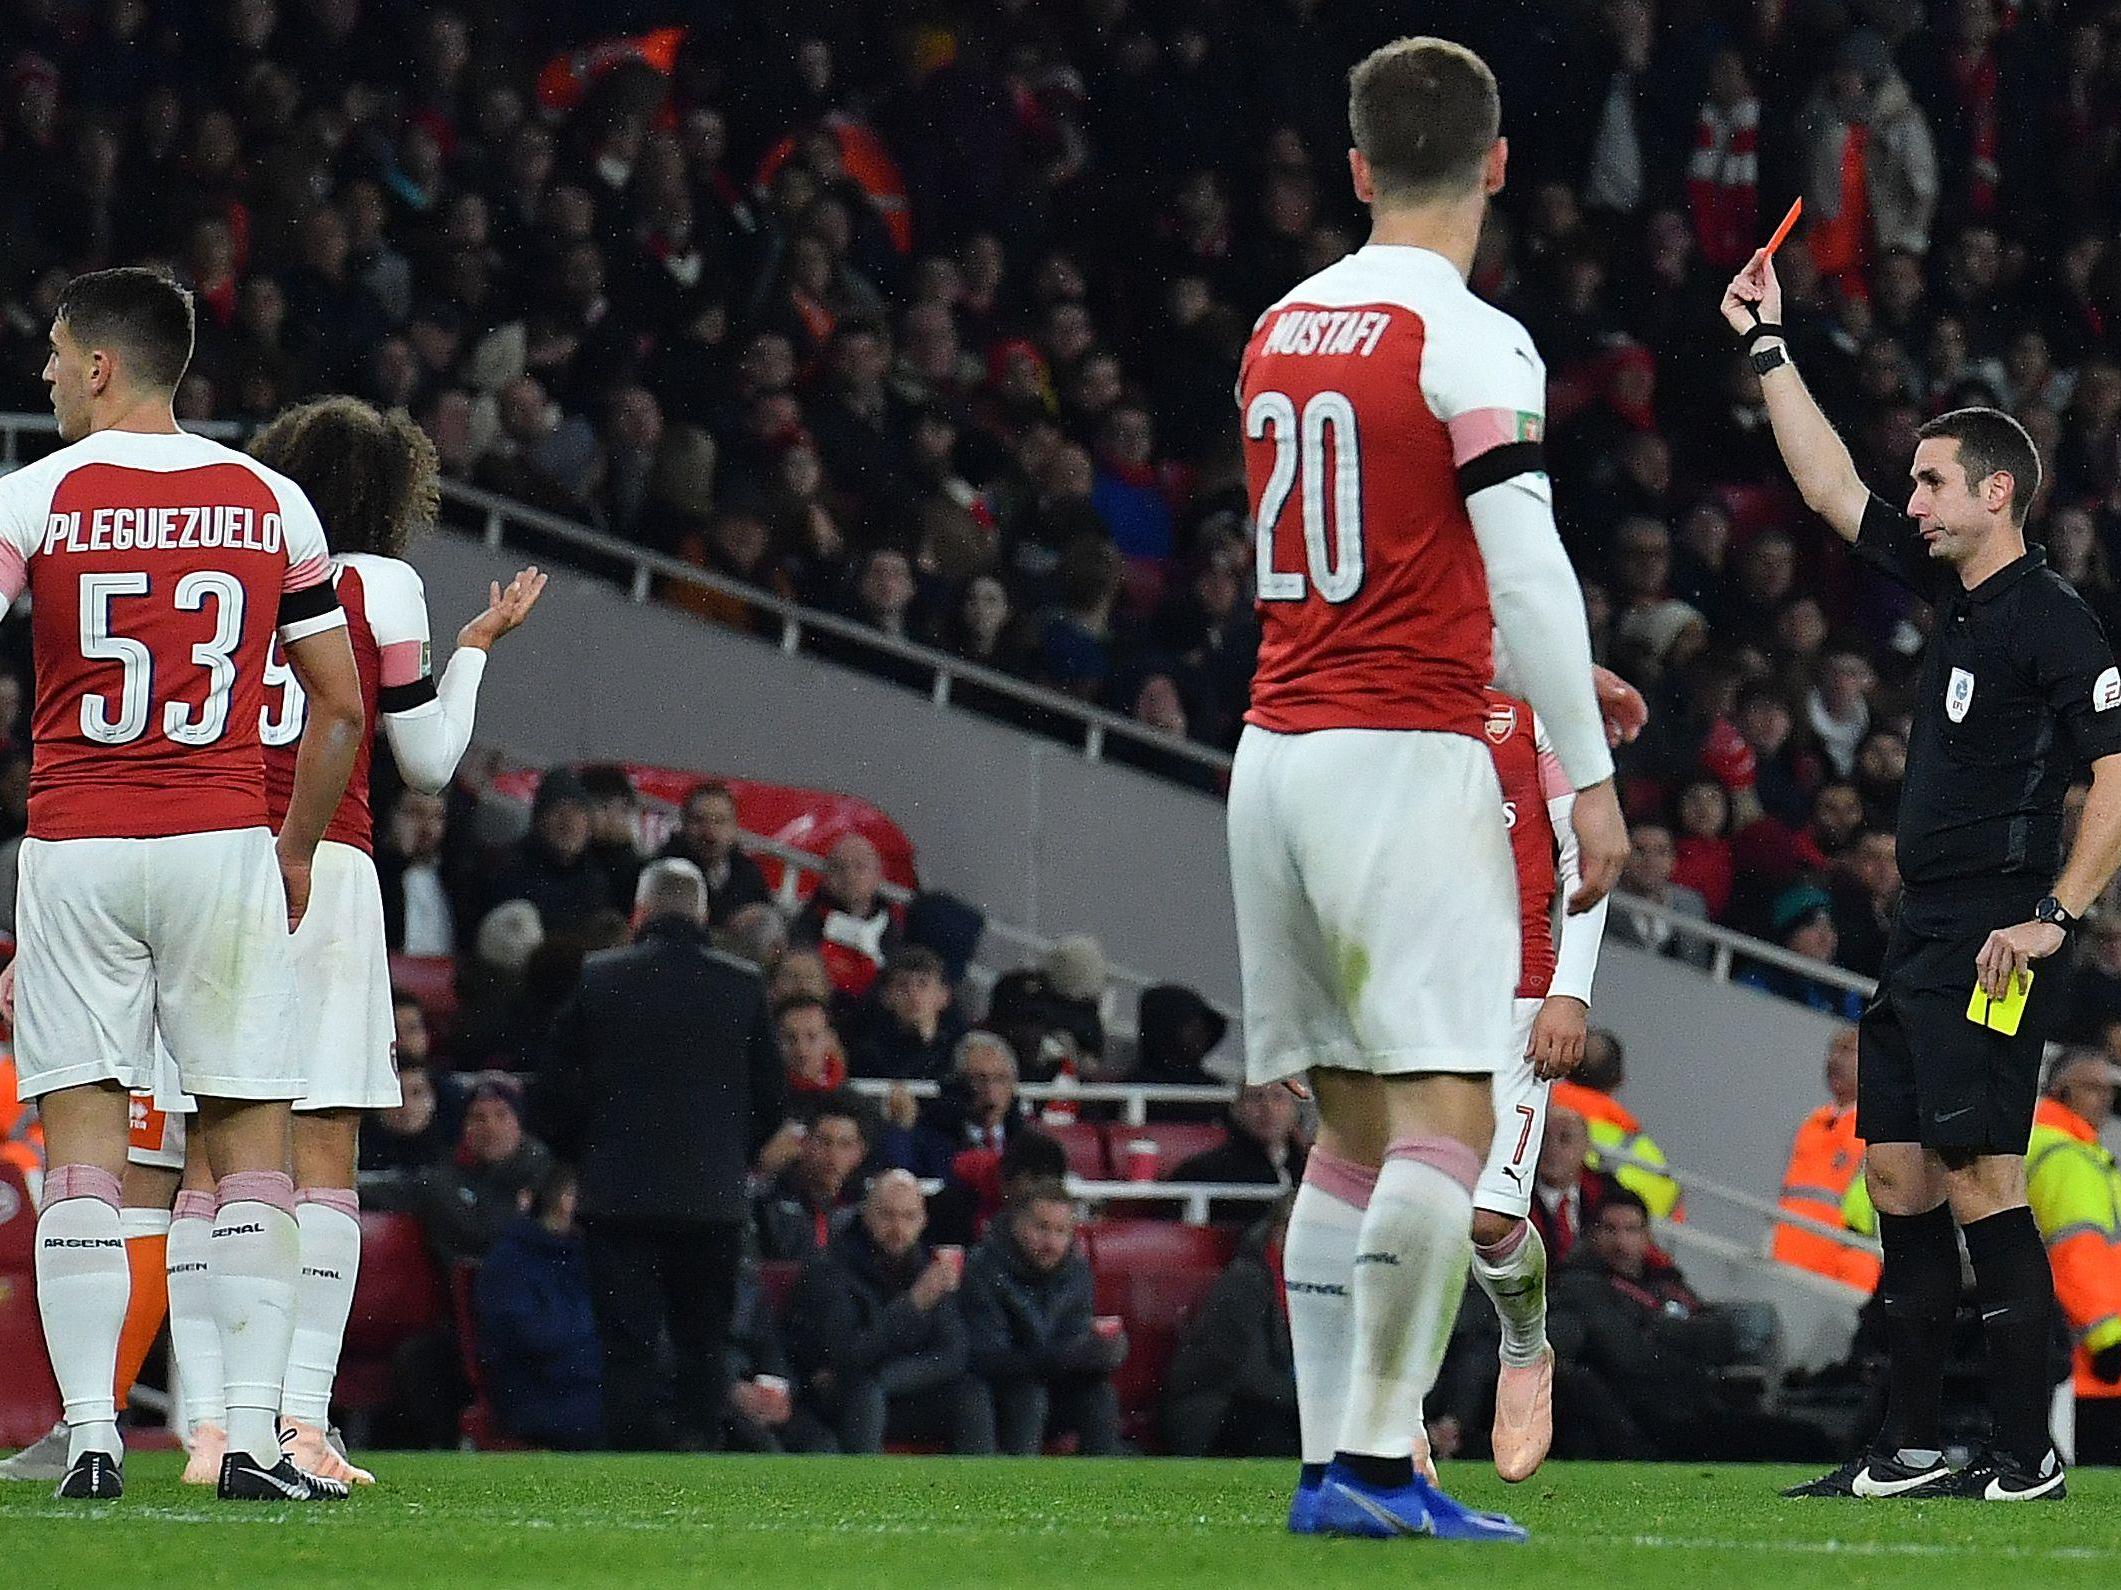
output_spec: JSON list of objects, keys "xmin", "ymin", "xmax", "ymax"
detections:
[
  {"xmin": 339, "ymin": 1212, "xmax": 445, "ymax": 1414},
  {"xmin": 1081, "ymin": 1220, "xmax": 1236, "ymax": 1445},
  {"xmin": 1125, "ymin": 1123, "xmax": 1227, "ymax": 1179},
  {"xmin": 0, "ymin": 1273, "xmax": 59, "ymax": 1448},
  {"xmin": 1046, "ymin": 1121, "xmax": 1111, "ymax": 1181},
  {"xmin": 389, "ymin": 954, "xmax": 459, "ymax": 1037},
  {"xmin": 0, "ymin": 1160, "xmax": 35, "ymax": 1274}
]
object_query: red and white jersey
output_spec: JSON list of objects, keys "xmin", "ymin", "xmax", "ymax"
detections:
[
  {"xmin": 1483, "ymin": 687, "xmax": 1606, "ymax": 1004},
  {"xmin": 1485, "ymin": 690, "xmax": 1566, "ymax": 999},
  {"xmin": 261, "ymin": 552, "xmax": 433, "ymax": 855},
  {"xmin": 0, "ymin": 429, "xmax": 342, "ymax": 841},
  {"xmin": 1238, "ymin": 245, "xmax": 1548, "ymax": 739}
]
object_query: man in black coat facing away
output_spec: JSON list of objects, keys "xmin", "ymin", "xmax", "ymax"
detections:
[{"xmin": 532, "ymin": 858, "xmax": 786, "ymax": 1449}]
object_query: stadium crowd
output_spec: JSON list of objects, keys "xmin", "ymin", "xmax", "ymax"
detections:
[
  {"xmin": 10, "ymin": 0, "xmax": 2121, "ymax": 995},
  {"xmin": 6, "ymin": 0, "xmax": 2121, "ymax": 1461}
]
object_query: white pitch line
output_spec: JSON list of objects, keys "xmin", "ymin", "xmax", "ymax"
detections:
[{"xmin": 1584, "ymin": 1532, "xmax": 2121, "ymax": 1564}]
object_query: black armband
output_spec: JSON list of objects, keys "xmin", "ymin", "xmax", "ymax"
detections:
[
  {"xmin": 1741, "ymin": 320, "xmax": 1786, "ymax": 350},
  {"xmin": 379, "ymin": 676, "xmax": 438, "ymax": 714},
  {"xmin": 1456, "ymin": 440, "xmax": 1547, "ymax": 499},
  {"xmin": 277, "ymin": 581, "xmax": 342, "ymax": 626}
]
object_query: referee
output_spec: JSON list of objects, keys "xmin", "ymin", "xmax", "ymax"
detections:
[{"xmin": 1723, "ymin": 249, "xmax": 2121, "ymax": 1501}]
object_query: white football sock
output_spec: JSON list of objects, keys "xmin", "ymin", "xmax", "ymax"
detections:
[
  {"xmin": 210, "ymin": 1172, "xmax": 299, "ymax": 1464},
  {"xmin": 1285, "ymin": 1149, "xmax": 1375, "ymax": 1467},
  {"xmin": 282, "ymin": 1190, "xmax": 361, "ymax": 1427},
  {"xmin": 35, "ymin": 1166, "xmax": 129, "ymax": 1463},
  {"xmin": 1335, "ymin": 1137, "xmax": 1477, "ymax": 1461},
  {"xmin": 166, "ymin": 1191, "xmax": 225, "ymax": 1434},
  {"xmin": 1472, "ymin": 1218, "xmax": 1550, "ymax": 1367}
]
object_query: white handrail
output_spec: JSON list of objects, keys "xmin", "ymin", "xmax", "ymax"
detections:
[
  {"xmin": 1597, "ymin": 1140, "xmax": 1879, "ymax": 1256},
  {"xmin": 0, "ymin": 410, "xmax": 1229, "ymax": 776},
  {"xmin": 846, "ymin": 1075, "xmax": 1234, "ymax": 1129},
  {"xmin": 1069, "ymin": 1179, "xmax": 1284, "ymax": 1226},
  {"xmin": 733, "ymin": 826, "xmax": 1233, "ymax": 1027}
]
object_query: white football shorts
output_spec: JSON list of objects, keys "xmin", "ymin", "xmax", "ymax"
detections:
[
  {"xmin": 1229, "ymin": 725, "xmax": 1519, "ymax": 1085},
  {"xmin": 1473, "ymin": 998, "xmax": 1551, "ymax": 1220},
  {"xmin": 15, "ymin": 827, "xmax": 298, "ymax": 1102},
  {"xmin": 287, "ymin": 839, "xmax": 400, "ymax": 1113}
]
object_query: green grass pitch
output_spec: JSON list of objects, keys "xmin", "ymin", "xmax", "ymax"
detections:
[{"xmin": 4, "ymin": 1454, "xmax": 2118, "ymax": 1587}]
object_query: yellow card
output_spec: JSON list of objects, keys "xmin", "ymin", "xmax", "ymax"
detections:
[{"xmin": 1967, "ymin": 968, "xmax": 2034, "ymax": 1036}]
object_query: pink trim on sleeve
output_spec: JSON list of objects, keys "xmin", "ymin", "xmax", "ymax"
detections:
[
  {"xmin": 379, "ymin": 639, "xmax": 426, "ymax": 688},
  {"xmin": 1536, "ymin": 741, "xmax": 1571, "ymax": 802},
  {"xmin": 283, "ymin": 553, "xmax": 331, "ymax": 592},
  {"xmin": 1446, "ymin": 406, "xmax": 1526, "ymax": 467}
]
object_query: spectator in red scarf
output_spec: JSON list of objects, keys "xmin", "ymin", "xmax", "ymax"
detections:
[{"xmin": 775, "ymin": 994, "xmax": 848, "ymax": 1097}]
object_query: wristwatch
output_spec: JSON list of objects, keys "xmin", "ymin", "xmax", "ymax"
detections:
[
  {"xmin": 1749, "ymin": 345, "xmax": 1788, "ymax": 377},
  {"xmin": 2034, "ymin": 896, "xmax": 2079, "ymax": 933}
]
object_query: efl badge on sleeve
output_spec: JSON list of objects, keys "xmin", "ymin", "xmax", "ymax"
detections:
[
  {"xmin": 2096, "ymin": 665, "xmax": 2121, "ymax": 712},
  {"xmin": 1946, "ymin": 667, "xmax": 1975, "ymax": 724},
  {"xmin": 1485, "ymin": 701, "xmax": 1517, "ymax": 743}
]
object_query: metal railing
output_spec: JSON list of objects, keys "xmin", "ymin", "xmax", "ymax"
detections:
[
  {"xmin": 733, "ymin": 827, "xmax": 1240, "ymax": 1035},
  {"xmin": 846, "ymin": 1075, "xmax": 1235, "ymax": 1129},
  {"xmin": 1610, "ymin": 892, "xmax": 1878, "ymax": 998},
  {"xmin": 0, "ymin": 411, "xmax": 1880, "ymax": 1011}
]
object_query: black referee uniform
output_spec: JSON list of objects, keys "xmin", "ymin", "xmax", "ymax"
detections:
[
  {"xmin": 1853, "ymin": 496, "xmax": 2121, "ymax": 1153},
  {"xmin": 1848, "ymin": 491, "xmax": 2121, "ymax": 1483}
]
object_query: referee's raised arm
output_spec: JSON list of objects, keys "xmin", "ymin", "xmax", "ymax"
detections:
[{"xmin": 1720, "ymin": 249, "xmax": 1870, "ymax": 541}]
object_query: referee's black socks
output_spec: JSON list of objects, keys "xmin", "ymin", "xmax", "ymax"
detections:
[
  {"xmin": 1963, "ymin": 1206, "xmax": 2060, "ymax": 1471},
  {"xmin": 1876, "ymin": 1205, "xmax": 1959, "ymax": 1457}
]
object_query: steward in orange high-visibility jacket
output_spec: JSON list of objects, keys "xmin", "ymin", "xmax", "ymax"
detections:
[{"xmin": 1772, "ymin": 1028, "xmax": 1880, "ymax": 1291}]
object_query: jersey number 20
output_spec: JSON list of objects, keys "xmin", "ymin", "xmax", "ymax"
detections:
[
  {"xmin": 1246, "ymin": 390, "xmax": 1364, "ymax": 604},
  {"xmin": 78, "ymin": 571, "xmax": 244, "ymax": 746}
]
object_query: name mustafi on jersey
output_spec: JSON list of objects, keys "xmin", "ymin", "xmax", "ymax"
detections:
[
  {"xmin": 39, "ymin": 506, "xmax": 285, "ymax": 556},
  {"xmin": 1258, "ymin": 307, "xmax": 1393, "ymax": 357}
]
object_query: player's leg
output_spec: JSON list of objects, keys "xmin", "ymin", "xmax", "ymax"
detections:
[
  {"xmin": 1318, "ymin": 1069, "xmax": 1489, "ymax": 1461},
  {"xmin": 1472, "ymin": 1005, "xmax": 1554, "ymax": 1482},
  {"xmin": 281, "ymin": 841, "xmax": 396, "ymax": 1484},
  {"xmin": 1282, "ymin": 730, "xmax": 1525, "ymax": 1541},
  {"xmin": 15, "ymin": 835, "xmax": 158, "ymax": 1498},
  {"xmin": 115, "ymin": 1158, "xmax": 177, "ymax": 1417},
  {"xmin": 1226, "ymin": 727, "xmax": 1381, "ymax": 1525},
  {"xmin": 1941, "ymin": 1150, "xmax": 2063, "ymax": 1495},
  {"xmin": 1924, "ymin": 966, "xmax": 2066, "ymax": 1497},
  {"xmin": 1927, "ymin": 952, "xmax": 2067, "ymax": 1499},
  {"xmin": 0, "ymin": 1102, "xmax": 169, "ymax": 1485},
  {"xmin": 285, "ymin": 1110, "xmax": 370, "ymax": 1482},
  {"xmin": 1789, "ymin": 956, "xmax": 1958, "ymax": 1495},
  {"xmin": 166, "ymin": 1136, "xmax": 229, "ymax": 1484},
  {"xmin": 33, "ymin": 1086, "xmax": 132, "ymax": 1494},
  {"xmin": 155, "ymin": 828, "xmax": 343, "ymax": 1502}
]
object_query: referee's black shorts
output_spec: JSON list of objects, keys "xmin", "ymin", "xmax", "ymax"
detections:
[{"xmin": 1857, "ymin": 901, "xmax": 2056, "ymax": 1155}]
